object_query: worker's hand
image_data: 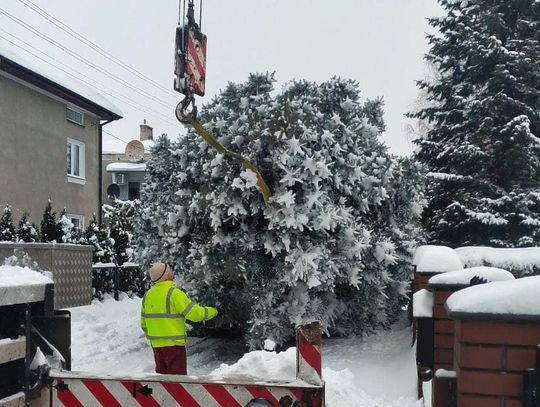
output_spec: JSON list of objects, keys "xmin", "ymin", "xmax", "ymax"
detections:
[{"xmin": 207, "ymin": 306, "xmax": 217, "ymax": 319}]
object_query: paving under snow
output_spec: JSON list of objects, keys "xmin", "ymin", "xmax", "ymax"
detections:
[{"xmin": 70, "ymin": 295, "xmax": 424, "ymax": 407}]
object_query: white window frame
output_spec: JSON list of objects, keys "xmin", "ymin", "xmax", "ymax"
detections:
[
  {"xmin": 115, "ymin": 173, "xmax": 126, "ymax": 185},
  {"xmin": 66, "ymin": 106, "xmax": 85, "ymax": 126},
  {"xmin": 67, "ymin": 138, "xmax": 86, "ymax": 183},
  {"xmin": 67, "ymin": 214, "xmax": 85, "ymax": 230}
]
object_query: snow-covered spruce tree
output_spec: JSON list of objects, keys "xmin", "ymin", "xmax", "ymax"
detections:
[
  {"xmin": 104, "ymin": 199, "xmax": 137, "ymax": 266},
  {"xmin": 56, "ymin": 208, "xmax": 81, "ymax": 244},
  {"xmin": 40, "ymin": 200, "xmax": 57, "ymax": 242},
  {"xmin": 410, "ymin": 0, "xmax": 540, "ymax": 247},
  {"xmin": 135, "ymin": 74, "xmax": 425, "ymax": 348},
  {"xmin": 17, "ymin": 213, "xmax": 39, "ymax": 242},
  {"xmin": 85, "ymin": 214, "xmax": 114, "ymax": 264},
  {"xmin": 0, "ymin": 205, "xmax": 16, "ymax": 242},
  {"xmin": 135, "ymin": 135, "xmax": 174, "ymax": 271}
]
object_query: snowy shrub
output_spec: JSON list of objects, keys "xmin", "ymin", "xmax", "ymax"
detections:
[
  {"xmin": 4, "ymin": 248, "xmax": 40, "ymax": 270},
  {"xmin": 40, "ymin": 199, "xmax": 57, "ymax": 243},
  {"xmin": 56, "ymin": 208, "xmax": 83, "ymax": 244},
  {"xmin": 0, "ymin": 205, "xmax": 16, "ymax": 242},
  {"xmin": 134, "ymin": 74, "xmax": 425, "ymax": 348},
  {"xmin": 103, "ymin": 199, "xmax": 138, "ymax": 266},
  {"xmin": 17, "ymin": 213, "xmax": 39, "ymax": 242},
  {"xmin": 85, "ymin": 214, "xmax": 114, "ymax": 264}
]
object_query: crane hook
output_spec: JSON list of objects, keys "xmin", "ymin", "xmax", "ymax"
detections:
[{"xmin": 175, "ymin": 93, "xmax": 197, "ymax": 124}]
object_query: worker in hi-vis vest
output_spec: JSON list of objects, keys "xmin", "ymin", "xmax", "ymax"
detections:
[{"xmin": 140, "ymin": 262, "xmax": 218, "ymax": 374}]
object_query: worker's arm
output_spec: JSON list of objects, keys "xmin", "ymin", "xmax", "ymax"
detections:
[
  {"xmin": 140, "ymin": 295, "xmax": 148, "ymax": 336},
  {"xmin": 172, "ymin": 289, "xmax": 218, "ymax": 322}
]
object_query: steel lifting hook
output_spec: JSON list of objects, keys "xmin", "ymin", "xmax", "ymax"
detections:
[{"xmin": 175, "ymin": 93, "xmax": 197, "ymax": 124}]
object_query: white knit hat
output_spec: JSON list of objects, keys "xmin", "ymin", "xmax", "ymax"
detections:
[{"xmin": 149, "ymin": 262, "xmax": 169, "ymax": 282}]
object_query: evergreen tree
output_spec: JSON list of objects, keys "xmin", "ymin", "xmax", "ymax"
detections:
[
  {"xmin": 134, "ymin": 74, "xmax": 425, "ymax": 348},
  {"xmin": 104, "ymin": 199, "xmax": 137, "ymax": 266},
  {"xmin": 56, "ymin": 207, "xmax": 81, "ymax": 243},
  {"xmin": 411, "ymin": 0, "xmax": 540, "ymax": 247},
  {"xmin": 17, "ymin": 213, "xmax": 39, "ymax": 242},
  {"xmin": 0, "ymin": 205, "xmax": 16, "ymax": 242},
  {"xmin": 85, "ymin": 214, "xmax": 114, "ymax": 264},
  {"xmin": 40, "ymin": 200, "xmax": 57, "ymax": 242}
]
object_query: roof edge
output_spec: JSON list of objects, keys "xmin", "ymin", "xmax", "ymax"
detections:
[{"xmin": 0, "ymin": 55, "xmax": 122, "ymax": 121}]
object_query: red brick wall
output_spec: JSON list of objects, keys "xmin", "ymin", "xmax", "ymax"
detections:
[
  {"xmin": 454, "ymin": 320, "xmax": 540, "ymax": 406},
  {"xmin": 413, "ymin": 272, "xmax": 436, "ymax": 293},
  {"xmin": 433, "ymin": 290, "xmax": 455, "ymax": 371}
]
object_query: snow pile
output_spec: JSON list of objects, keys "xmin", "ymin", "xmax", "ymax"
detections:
[
  {"xmin": 413, "ymin": 289, "xmax": 433, "ymax": 318},
  {"xmin": 0, "ymin": 264, "xmax": 52, "ymax": 286},
  {"xmin": 414, "ymin": 245, "xmax": 463, "ymax": 273},
  {"xmin": 428, "ymin": 266, "xmax": 514, "ymax": 286},
  {"xmin": 210, "ymin": 348, "xmax": 296, "ymax": 380},
  {"xmin": 455, "ymin": 246, "xmax": 540, "ymax": 276},
  {"xmin": 212, "ymin": 324, "xmax": 423, "ymax": 407},
  {"xmin": 446, "ymin": 276, "xmax": 540, "ymax": 317},
  {"xmin": 70, "ymin": 295, "xmax": 155, "ymax": 375}
]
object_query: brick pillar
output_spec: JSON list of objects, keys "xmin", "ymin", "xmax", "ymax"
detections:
[
  {"xmin": 433, "ymin": 371, "xmax": 457, "ymax": 407},
  {"xmin": 453, "ymin": 319, "xmax": 540, "ymax": 407},
  {"xmin": 431, "ymin": 289, "xmax": 458, "ymax": 371}
]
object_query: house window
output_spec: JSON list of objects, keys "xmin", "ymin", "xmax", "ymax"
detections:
[
  {"xmin": 67, "ymin": 214, "xmax": 85, "ymax": 230},
  {"xmin": 66, "ymin": 106, "xmax": 84, "ymax": 126},
  {"xmin": 128, "ymin": 182, "xmax": 141, "ymax": 200},
  {"xmin": 67, "ymin": 138, "xmax": 85, "ymax": 180}
]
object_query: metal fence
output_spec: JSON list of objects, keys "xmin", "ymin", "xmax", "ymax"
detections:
[{"xmin": 91, "ymin": 263, "xmax": 148, "ymax": 300}]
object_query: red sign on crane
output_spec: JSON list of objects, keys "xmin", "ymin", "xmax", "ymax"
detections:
[{"xmin": 185, "ymin": 27, "xmax": 206, "ymax": 96}]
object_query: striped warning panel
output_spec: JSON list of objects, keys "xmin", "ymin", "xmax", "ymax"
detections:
[
  {"xmin": 186, "ymin": 27, "xmax": 206, "ymax": 96},
  {"xmin": 51, "ymin": 378, "xmax": 321, "ymax": 407},
  {"xmin": 296, "ymin": 322, "xmax": 323, "ymax": 386}
]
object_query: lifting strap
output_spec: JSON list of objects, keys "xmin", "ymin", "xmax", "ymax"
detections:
[{"xmin": 187, "ymin": 117, "xmax": 272, "ymax": 205}]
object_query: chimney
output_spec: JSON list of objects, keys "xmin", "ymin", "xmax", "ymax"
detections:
[{"xmin": 140, "ymin": 119, "xmax": 153, "ymax": 141}]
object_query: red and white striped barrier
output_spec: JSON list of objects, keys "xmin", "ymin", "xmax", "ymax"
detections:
[
  {"xmin": 186, "ymin": 27, "xmax": 206, "ymax": 96},
  {"xmin": 296, "ymin": 321, "xmax": 323, "ymax": 386},
  {"xmin": 47, "ymin": 322, "xmax": 324, "ymax": 407}
]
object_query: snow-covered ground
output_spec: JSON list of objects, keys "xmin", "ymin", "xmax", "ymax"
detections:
[{"xmin": 70, "ymin": 295, "xmax": 424, "ymax": 407}]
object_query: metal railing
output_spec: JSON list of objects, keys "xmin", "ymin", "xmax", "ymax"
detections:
[{"xmin": 92, "ymin": 262, "xmax": 148, "ymax": 300}]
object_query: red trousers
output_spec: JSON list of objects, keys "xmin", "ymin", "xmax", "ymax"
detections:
[{"xmin": 152, "ymin": 346, "xmax": 187, "ymax": 374}]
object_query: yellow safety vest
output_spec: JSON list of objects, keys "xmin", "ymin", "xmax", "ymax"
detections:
[{"xmin": 140, "ymin": 280, "xmax": 218, "ymax": 348}]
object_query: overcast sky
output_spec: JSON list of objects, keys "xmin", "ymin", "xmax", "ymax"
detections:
[{"xmin": 0, "ymin": 0, "xmax": 442, "ymax": 156}]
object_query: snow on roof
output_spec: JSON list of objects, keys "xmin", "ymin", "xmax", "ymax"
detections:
[
  {"xmin": 446, "ymin": 275, "xmax": 540, "ymax": 319},
  {"xmin": 455, "ymin": 246, "xmax": 540, "ymax": 274},
  {"xmin": 0, "ymin": 43, "xmax": 123, "ymax": 117},
  {"xmin": 428, "ymin": 266, "xmax": 515, "ymax": 287},
  {"xmin": 414, "ymin": 245, "xmax": 464, "ymax": 273},
  {"xmin": 413, "ymin": 289, "xmax": 433, "ymax": 318},
  {"xmin": 106, "ymin": 162, "xmax": 147, "ymax": 172}
]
